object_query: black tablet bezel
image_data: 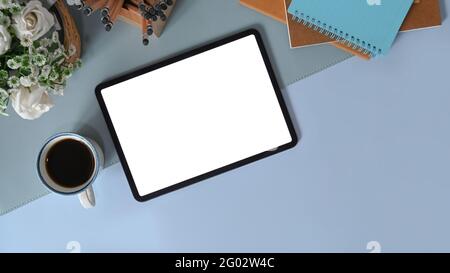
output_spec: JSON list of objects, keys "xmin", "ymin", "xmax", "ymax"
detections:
[{"xmin": 95, "ymin": 29, "xmax": 298, "ymax": 202}]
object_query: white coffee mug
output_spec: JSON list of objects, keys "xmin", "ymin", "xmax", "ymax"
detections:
[{"xmin": 37, "ymin": 132, "xmax": 104, "ymax": 208}]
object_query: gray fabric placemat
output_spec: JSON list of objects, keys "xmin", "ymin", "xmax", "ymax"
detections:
[{"xmin": 0, "ymin": 0, "xmax": 351, "ymax": 216}]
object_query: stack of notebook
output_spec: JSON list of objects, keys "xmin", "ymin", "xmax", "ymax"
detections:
[{"xmin": 240, "ymin": 0, "xmax": 442, "ymax": 59}]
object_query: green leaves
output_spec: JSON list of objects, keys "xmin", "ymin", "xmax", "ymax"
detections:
[
  {"xmin": 0, "ymin": 87, "xmax": 9, "ymax": 116},
  {"xmin": 8, "ymin": 3, "xmax": 21, "ymax": 15},
  {"xmin": 4, "ymin": 32, "xmax": 79, "ymax": 92},
  {"xmin": 0, "ymin": 1, "xmax": 81, "ymax": 118},
  {"xmin": 0, "ymin": 69, "xmax": 7, "ymax": 80}
]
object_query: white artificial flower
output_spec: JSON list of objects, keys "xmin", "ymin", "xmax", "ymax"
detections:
[
  {"xmin": 51, "ymin": 30, "xmax": 59, "ymax": 43},
  {"xmin": 49, "ymin": 71, "xmax": 58, "ymax": 81},
  {"xmin": 20, "ymin": 76, "xmax": 32, "ymax": 87},
  {"xmin": 6, "ymin": 58, "xmax": 20, "ymax": 69},
  {"xmin": 31, "ymin": 65, "xmax": 39, "ymax": 76},
  {"xmin": 0, "ymin": 25, "xmax": 11, "ymax": 55},
  {"xmin": 32, "ymin": 53, "xmax": 47, "ymax": 66},
  {"xmin": 0, "ymin": 15, "xmax": 10, "ymax": 27},
  {"xmin": 0, "ymin": 0, "xmax": 12, "ymax": 10},
  {"xmin": 10, "ymin": 85, "xmax": 54, "ymax": 120},
  {"xmin": 29, "ymin": 75, "xmax": 38, "ymax": 85},
  {"xmin": 7, "ymin": 75, "xmax": 20, "ymax": 88},
  {"xmin": 20, "ymin": 35, "xmax": 33, "ymax": 47},
  {"xmin": 41, "ymin": 65, "xmax": 51, "ymax": 77},
  {"xmin": 39, "ymin": 37, "xmax": 51, "ymax": 47},
  {"xmin": 53, "ymin": 48, "xmax": 63, "ymax": 58},
  {"xmin": 36, "ymin": 46, "xmax": 48, "ymax": 56},
  {"xmin": 12, "ymin": 0, "xmax": 55, "ymax": 42}
]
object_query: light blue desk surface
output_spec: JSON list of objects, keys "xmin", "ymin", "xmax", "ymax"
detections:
[
  {"xmin": 0, "ymin": 0, "xmax": 351, "ymax": 216},
  {"xmin": 1, "ymin": 3, "xmax": 449, "ymax": 253}
]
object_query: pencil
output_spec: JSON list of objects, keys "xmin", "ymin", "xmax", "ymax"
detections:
[
  {"xmin": 141, "ymin": 17, "xmax": 149, "ymax": 45},
  {"xmin": 101, "ymin": 0, "xmax": 115, "ymax": 17},
  {"xmin": 124, "ymin": 3, "xmax": 141, "ymax": 19},
  {"xmin": 104, "ymin": 0, "xmax": 125, "ymax": 31},
  {"xmin": 75, "ymin": 0, "xmax": 86, "ymax": 10},
  {"xmin": 154, "ymin": 0, "xmax": 167, "ymax": 11},
  {"xmin": 119, "ymin": 4, "xmax": 142, "ymax": 26},
  {"xmin": 150, "ymin": 0, "xmax": 166, "ymax": 21},
  {"xmin": 129, "ymin": 0, "xmax": 144, "ymax": 5},
  {"xmin": 110, "ymin": 0, "xmax": 125, "ymax": 22},
  {"xmin": 144, "ymin": 0, "xmax": 154, "ymax": 7},
  {"xmin": 146, "ymin": 21, "xmax": 154, "ymax": 36},
  {"xmin": 83, "ymin": 0, "xmax": 107, "ymax": 16},
  {"xmin": 101, "ymin": 15, "xmax": 110, "ymax": 24},
  {"xmin": 129, "ymin": 0, "xmax": 147, "ymax": 11},
  {"xmin": 125, "ymin": 3, "xmax": 140, "ymax": 13}
]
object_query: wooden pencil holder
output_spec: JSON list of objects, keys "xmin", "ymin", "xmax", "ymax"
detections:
[
  {"xmin": 54, "ymin": 0, "xmax": 82, "ymax": 63},
  {"xmin": 71, "ymin": 0, "xmax": 177, "ymax": 45}
]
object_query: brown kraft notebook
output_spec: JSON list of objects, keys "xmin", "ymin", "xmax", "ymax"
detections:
[{"xmin": 240, "ymin": 0, "xmax": 286, "ymax": 23}]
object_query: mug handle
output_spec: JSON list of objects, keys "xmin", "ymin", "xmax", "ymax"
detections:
[{"xmin": 78, "ymin": 185, "xmax": 95, "ymax": 208}]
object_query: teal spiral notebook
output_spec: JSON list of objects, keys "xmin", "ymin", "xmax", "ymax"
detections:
[{"xmin": 288, "ymin": 0, "xmax": 414, "ymax": 56}]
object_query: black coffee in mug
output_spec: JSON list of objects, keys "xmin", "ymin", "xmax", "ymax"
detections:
[
  {"xmin": 45, "ymin": 139, "xmax": 95, "ymax": 188},
  {"xmin": 38, "ymin": 133, "xmax": 104, "ymax": 208}
]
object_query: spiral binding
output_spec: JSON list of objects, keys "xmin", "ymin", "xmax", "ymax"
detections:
[{"xmin": 292, "ymin": 10, "xmax": 382, "ymax": 57}]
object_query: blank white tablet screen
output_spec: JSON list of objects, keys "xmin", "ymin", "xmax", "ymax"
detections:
[{"xmin": 101, "ymin": 35, "xmax": 293, "ymax": 197}]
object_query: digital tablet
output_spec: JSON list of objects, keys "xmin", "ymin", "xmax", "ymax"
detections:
[{"xmin": 96, "ymin": 29, "xmax": 297, "ymax": 202}]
